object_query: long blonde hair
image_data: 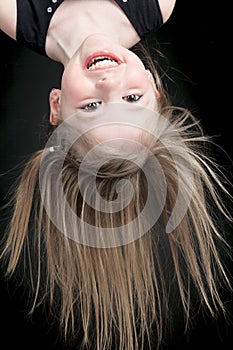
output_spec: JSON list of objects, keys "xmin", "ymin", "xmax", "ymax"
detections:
[{"xmin": 1, "ymin": 56, "xmax": 232, "ymax": 350}]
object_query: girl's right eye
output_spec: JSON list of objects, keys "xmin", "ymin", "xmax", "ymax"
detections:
[{"xmin": 82, "ymin": 101, "xmax": 102, "ymax": 112}]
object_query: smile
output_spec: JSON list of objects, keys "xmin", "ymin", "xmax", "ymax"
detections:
[
  {"xmin": 88, "ymin": 56, "xmax": 118, "ymax": 70},
  {"xmin": 84, "ymin": 52, "xmax": 123, "ymax": 71}
]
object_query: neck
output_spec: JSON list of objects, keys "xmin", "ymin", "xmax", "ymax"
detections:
[
  {"xmin": 48, "ymin": 31, "xmax": 122, "ymax": 66},
  {"xmin": 46, "ymin": 0, "xmax": 140, "ymax": 65}
]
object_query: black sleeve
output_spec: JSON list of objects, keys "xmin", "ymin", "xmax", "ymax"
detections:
[
  {"xmin": 114, "ymin": 0, "xmax": 163, "ymax": 38},
  {"xmin": 16, "ymin": 0, "xmax": 63, "ymax": 56}
]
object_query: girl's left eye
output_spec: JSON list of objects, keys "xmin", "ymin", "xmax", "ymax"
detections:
[
  {"xmin": 82, "ymin": 101, "xmax": 102, "ymax": 112},
  {"xmin": 123, "ymin": 94, "xmax": 142, "ymax": 103}
]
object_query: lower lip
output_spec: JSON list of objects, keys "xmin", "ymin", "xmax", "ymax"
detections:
[{"xmin": 83, "ymin": 51, "xmax": 123, "ymax": 70}]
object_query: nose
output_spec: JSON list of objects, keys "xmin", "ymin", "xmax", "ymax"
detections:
[{"xmin": 95, "ymin": 74, "xmax": 122, "ymax": 91}]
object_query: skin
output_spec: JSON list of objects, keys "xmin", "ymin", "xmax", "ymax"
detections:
[
  {"xmin": 0, "ymin": 0, "xmax": 176, "ymax": 131},
  {"xmin": 52, "ymin": 34, "xmax": 159, "ymax": 122}
]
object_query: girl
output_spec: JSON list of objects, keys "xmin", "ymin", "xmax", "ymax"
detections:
[{"xmin": 0, "ymin": 1, "xmax": 232, "ymax": 349}]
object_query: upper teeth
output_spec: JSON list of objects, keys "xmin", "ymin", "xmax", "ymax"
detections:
[{"xmin": 87, "ymin": 56, "xmax": 118, "ymax": 70}]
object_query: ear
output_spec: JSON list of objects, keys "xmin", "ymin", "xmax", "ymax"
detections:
[
  {"xmin": 146, "ymin": 70, "xmax": 161, "ymax": 99},
  {"xmin": 49, "ymin": 88, "xmax": 61, "ymax": 125}
]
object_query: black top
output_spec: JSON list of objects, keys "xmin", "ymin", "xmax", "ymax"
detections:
[{"xmin": 16, "ymin": 0, "xmax": 163, "ymax": 56}]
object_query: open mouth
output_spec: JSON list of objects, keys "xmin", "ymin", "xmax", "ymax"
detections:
[{"xmin": 84, "ymin": 53, "xmax": 123, "ymax": 71}]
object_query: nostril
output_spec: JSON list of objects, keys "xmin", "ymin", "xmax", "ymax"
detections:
[
  {"xmin": 96, "ymin": 77, "xmax": 107, "ymax": 83},
  {"xmin": 96, "ymin": 76, "xmax": 120, "ymax": 89},
  {"xmin": 96, "ymin": 77, "xmax": 108, "ymax": 86}
]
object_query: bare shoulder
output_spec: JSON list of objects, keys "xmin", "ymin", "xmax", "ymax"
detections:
[
  {"xmin": 0, "ymin": 0, "xmax": 17, "ymax": 39},
  {"xmin": 157, "ymin": 0, "xmax": 176, "ymax": 23}
]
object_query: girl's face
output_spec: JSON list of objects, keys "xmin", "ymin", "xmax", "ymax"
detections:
[
  {"xmin": 58, "ymin": 34, "xmax": 159, "ymax": 120},
  {"xmin": 50, "ymin": 34, "xmax": 160, "ymax": 147}
]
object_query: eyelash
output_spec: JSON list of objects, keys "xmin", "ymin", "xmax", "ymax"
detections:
[{"xmin": 82, "ymin": 94, "xmax": 142, "ymax": 112}]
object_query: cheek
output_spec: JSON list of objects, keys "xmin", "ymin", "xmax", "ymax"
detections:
[
  {"xmin": 126, "ymin": 66, "xmax": 149, "ymax": 89},
  {"xmin": 126, "ymin": 53, "xmax": 147, "ymax": 84},
  {"xmin": 60, "ymin": 76, "xmax": 91, "ymax": 119},
  {"xmin": 61, "ymin": 64, "xmax": 91, "ymax": 102},
  {"xmin": 62, "ymin": 78, "xmax": 87, "ymax": 102}
]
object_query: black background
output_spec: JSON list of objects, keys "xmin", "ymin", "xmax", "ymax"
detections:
[{"xmin": 0, "ymin": 1, "xmax": 232, "ymax": 349}]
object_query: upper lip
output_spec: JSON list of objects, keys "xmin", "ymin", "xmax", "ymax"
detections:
[{"xmin": 83, "ymin": 51, "xmax": 123, "ymax": 71}]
